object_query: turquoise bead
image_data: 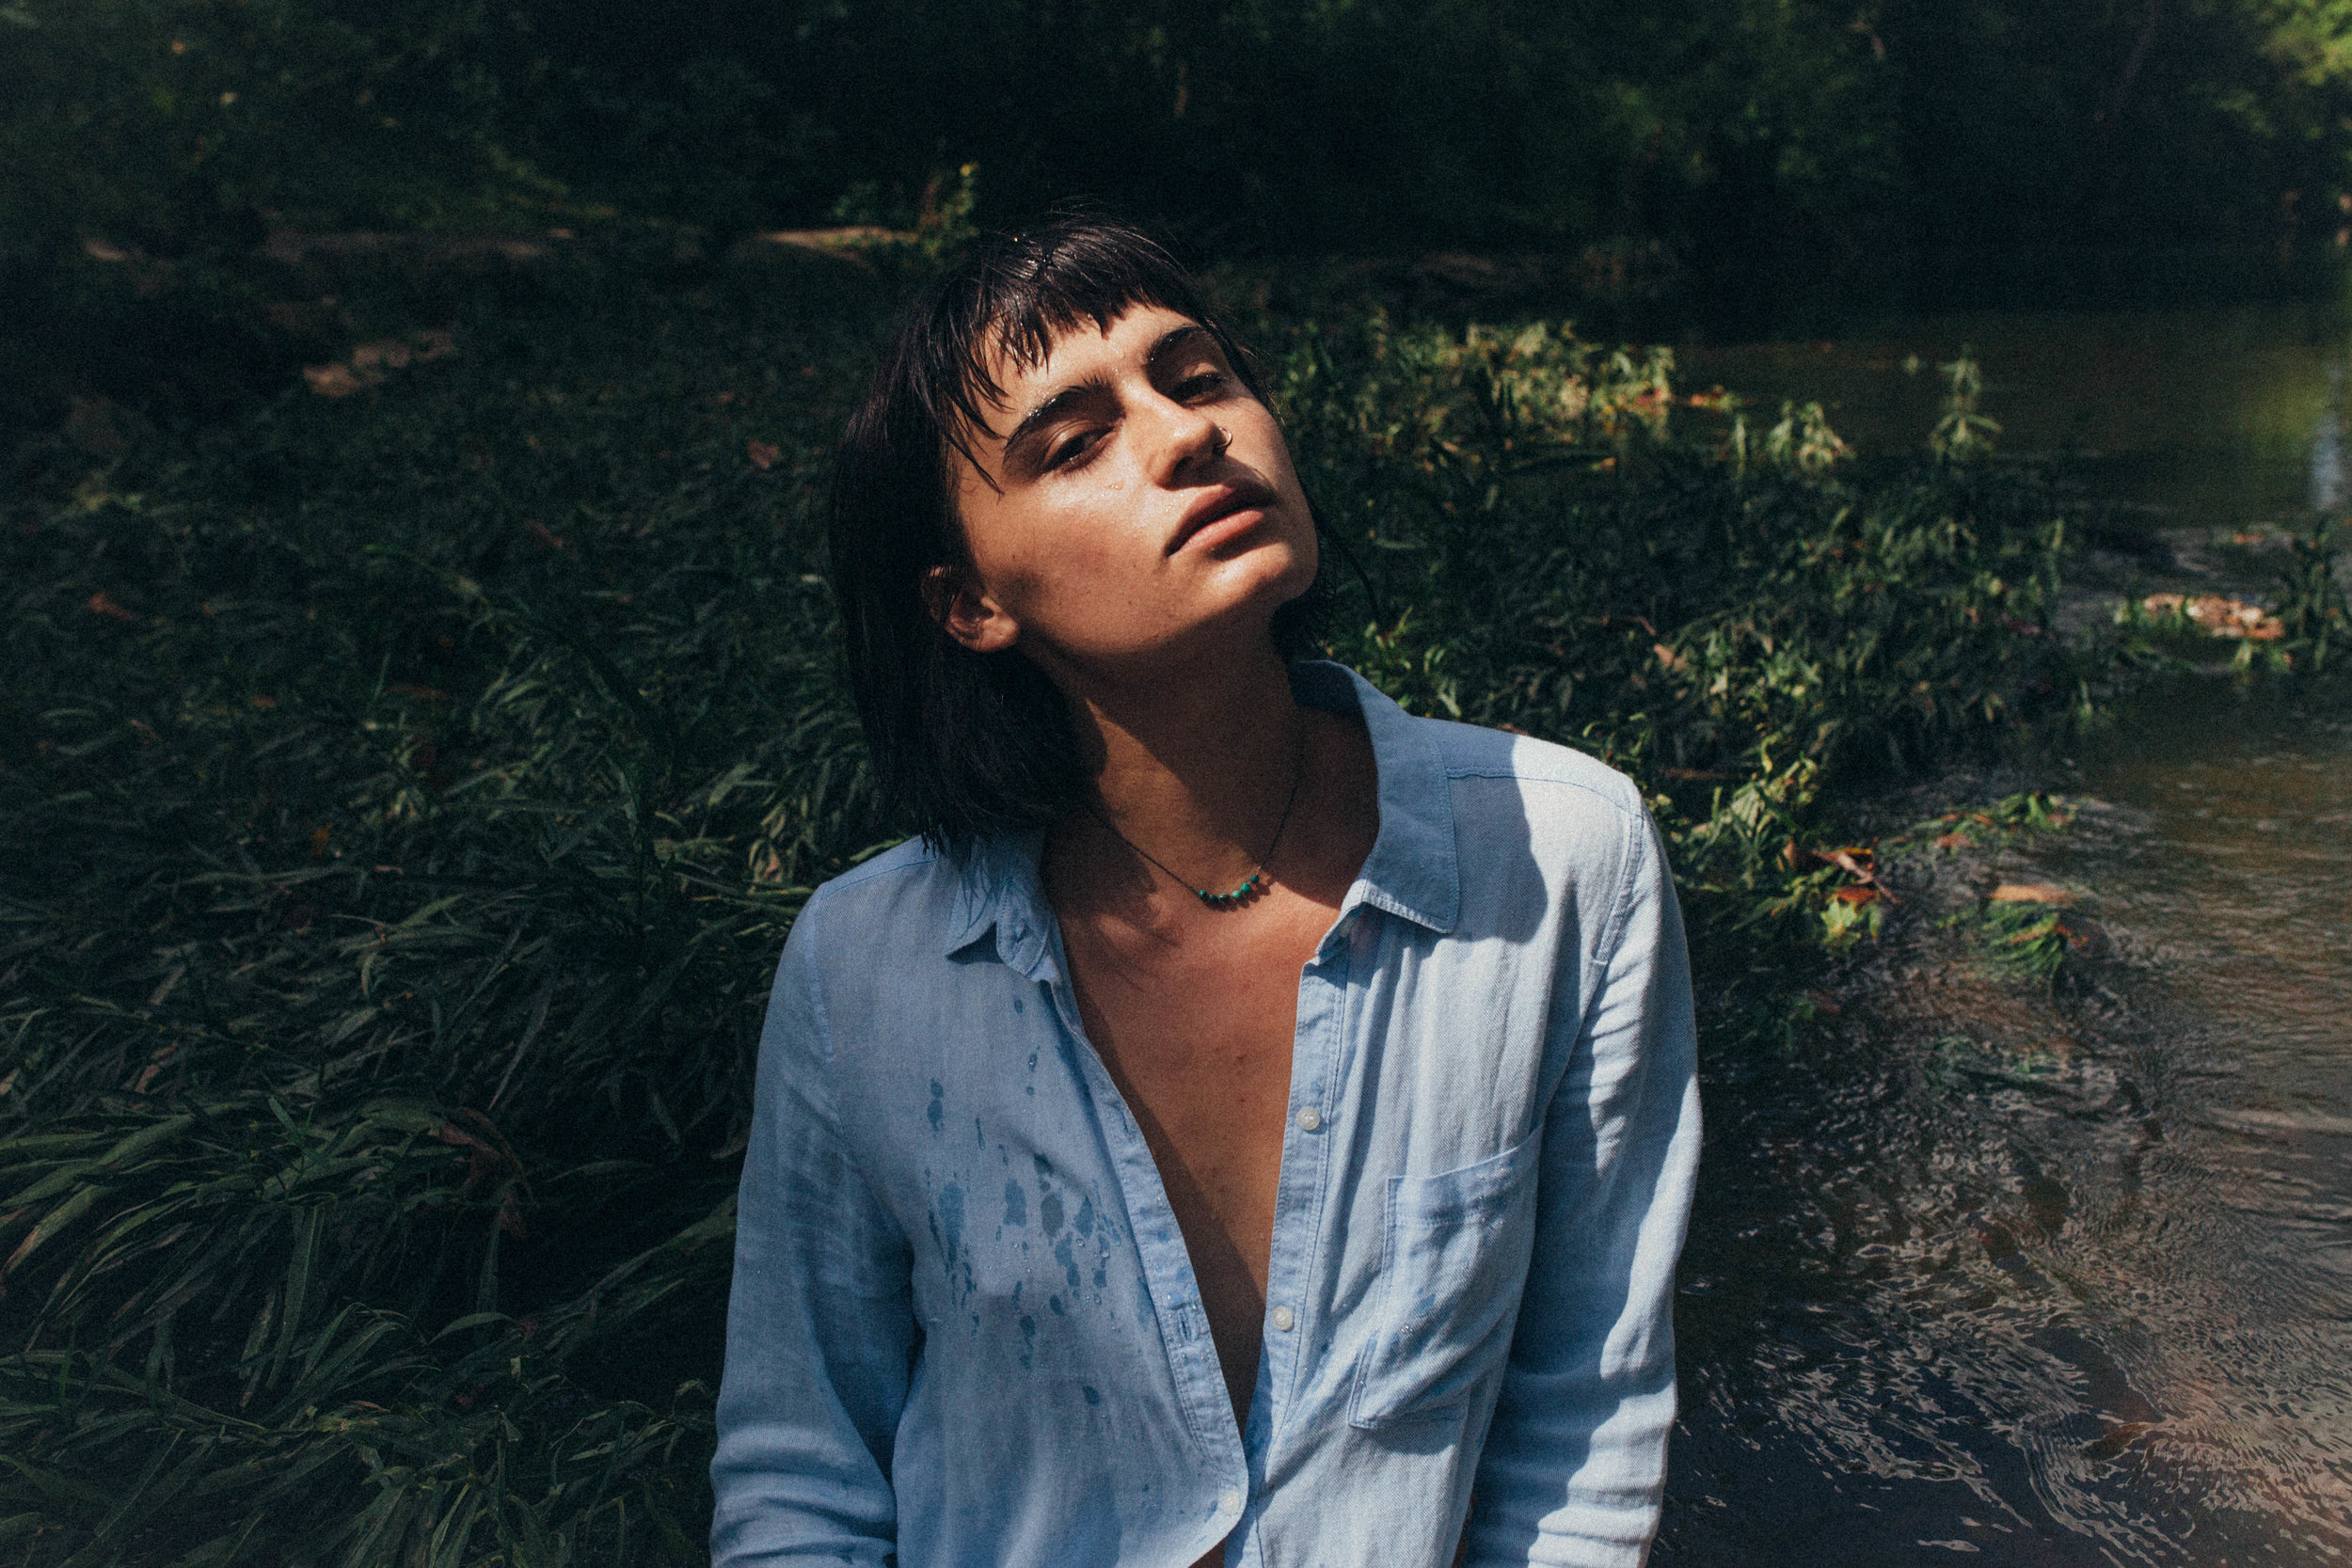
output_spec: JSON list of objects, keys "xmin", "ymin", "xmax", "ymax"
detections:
[{"xmin": 1195, "ymin": 871, "xmax": 1263, "ymax": 908}]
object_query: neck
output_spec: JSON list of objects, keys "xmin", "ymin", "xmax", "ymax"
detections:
[{"xmin": 1055, "ymin": 637, "xmax": 1307, "ymax": 889}]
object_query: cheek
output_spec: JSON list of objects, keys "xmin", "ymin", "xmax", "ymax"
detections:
[
  {"xmin": 1236, "ymin": 405, "xmax": 1307, "ymax": 491},
  {"xmin": 969, "ymin": 483, "xmax": 1153, "ymax": 617}
]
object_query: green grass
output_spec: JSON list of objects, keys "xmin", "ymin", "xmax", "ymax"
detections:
[{"xmin": 3, "ymin": 249, "xmax": 2106, "ymax": 1564}]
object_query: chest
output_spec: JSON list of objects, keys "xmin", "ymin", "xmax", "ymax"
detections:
[
  {"xmin": 1054, "ymin": 897, "xmax": 1332, "ymax": 1250},
  {"xmin": 1071, "ymin": 904, "xmax": 1318, "ymax": 1104},
  {"xmin": 839, "ymin": 893, "xmax": 1583, "ymax": 1459}
]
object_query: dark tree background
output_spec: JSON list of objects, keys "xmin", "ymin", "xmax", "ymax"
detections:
[{"xmin": 7, "ymin": 0, "xmax": 2347, "ymax": 266}]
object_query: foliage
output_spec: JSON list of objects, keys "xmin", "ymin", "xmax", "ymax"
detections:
[
  {"xmin": 0, "ymin": 254, "xmax": 2088, "ymax": 1562},
  {"xmin": 0, "ymin": 0, "xmax": 552, "ymax": 265},
  {"xmin": 2107, "ymin": 521, "xmax": 2347, "ymax": 674},
  {"xmin": 1929, "ymin": 349, "xmax": 2000, "ymax": 462},
  {"xmin": 1902, "ymin": 790, "xmax": 2086, "ymax": 985},
  {"xmin": 13, "ymin": 0, "xmax": 2352, "ymax": 307},
  {"xmin": 1959, "ymin": 899, "xmax": 2079, "ymax": 983},
  {"xmin": 1260, "ymin": 311, "xmax": 2081, "ymax": 962},
  {"xmin": 2278, "ymin": 517, "xmax": 2352, "ymax": 670},
  {"xmin": 1880, "ymin": 0, "xmax": 2352, "ymax": 253}
]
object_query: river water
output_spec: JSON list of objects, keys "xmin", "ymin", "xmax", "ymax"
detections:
[
  {"xmin": 1656, "ymin": 287, "xmax": 2352, "ymax": 1564},
  {"xmin": 1677, "ymin": 286, "xmax": 2350, "ymax": 531}
]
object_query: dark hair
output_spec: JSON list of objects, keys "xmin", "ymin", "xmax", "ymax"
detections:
[{"xmin": 828, "ymin": 214, "xmax": 1332, "ymax": 855}]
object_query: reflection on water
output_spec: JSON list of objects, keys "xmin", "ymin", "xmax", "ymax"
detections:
[
  {"xmin": 1662, "ymin": 685, "xmax": 2352, "ymax": 1565},
  {"xmin": 2312, "ymin": 368, "xmax": 2344, "ymax": 515},
  {"xmin": 1676, "ymin": 289, "xmax": 2352, "ymax": 531}
]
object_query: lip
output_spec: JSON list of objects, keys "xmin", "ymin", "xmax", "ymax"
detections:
[{"xmin": 1167, "ymin": 481, "xmax": 1280, "ymax": 556}]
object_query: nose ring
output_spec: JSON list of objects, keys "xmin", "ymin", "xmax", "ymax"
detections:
[{"xmin": 1209, "ymin": 424, "xmax": 1232, "ymax": 456}]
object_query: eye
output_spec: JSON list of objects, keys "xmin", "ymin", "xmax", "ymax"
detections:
[
  {"xmin": 1044, "ymin": 427, "xmax": 1106, "ymax": 470},
  {"xmin": 1174, "ymin": 370, "xmax": 1228, "ymax": 402}
]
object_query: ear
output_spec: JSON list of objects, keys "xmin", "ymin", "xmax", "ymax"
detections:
[{"xmin": 923, "ymin": 564, "xmax": 1020, "ymax": 655}]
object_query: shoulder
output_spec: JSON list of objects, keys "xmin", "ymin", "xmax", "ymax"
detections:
[
  {"xmin": 1417, "ymin": 714, "xmax": 1645, "ymax": 822},
  {"xmin": 788, "ymin": 835, "xmax": 956, "ymax": 958},
  {"xmin": 1415, "ymin": 716, "xmax": 1656, "ymax": 925},
  {"xmin": 813, "ymin": 834, "xmax": 946, "ymax": 901},
  {"xmin": 769, "ymin": 837, "xmax": 966, "ymax": 1043}
]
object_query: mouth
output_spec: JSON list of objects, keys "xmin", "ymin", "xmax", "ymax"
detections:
[{"xmin": 1167, "ymin": 480, "xmax": 1280, "ymax": 556}]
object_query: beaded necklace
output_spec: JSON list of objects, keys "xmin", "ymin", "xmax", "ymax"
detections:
[{"xmin": 1090, "ymin": 725, "xmax": 1306, "ymax": 909}]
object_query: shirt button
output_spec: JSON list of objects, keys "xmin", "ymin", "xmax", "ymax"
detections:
[
  {"xmin": 1295, "ymin": 1106, "xmax": 1322, "ymax": 1132},
  {"xmin": 1271, "ymin": 1306, "xmax": 1295, "ymax": 1332},
  {"xmin": 1219, "ymin": 1488, "xmax": 1243, "ymax": 1514}
]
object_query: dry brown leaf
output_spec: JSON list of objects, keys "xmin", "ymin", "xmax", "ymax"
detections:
[
  {"xmin": 746, "ymin": 439, "xmax": 781, "ymax": 470},
  {"xmin": 302, "ymin": 363, "xmax": 367, "ymax": 397},
  {"xmin": 2142, "ymin": 591, "xmax": 2284, "ymax": 641},
  {"xmin": 86, "ymin": 591, "xmax": 136, "ymax": 622},
  {"xmin": 349, "ymin": 339, "xmax": 412, "ymax": 372},
  {"xmin": 1990, "ymin": 883, "xmax": 2075, "ymax": 905},
  {"xmin": 131, "ymin": 1044, "xmax": 179, "ymax": 1094},
  {"xmin": 1821, "ymin": 846, "xmax": 1874, "ymax": 879}
]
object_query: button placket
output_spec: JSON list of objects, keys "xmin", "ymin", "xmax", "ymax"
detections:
[
  {"xmin": 1033, "ymin": 928, "xmax": 1241, "ymax": 1480},
  {"xmin": 1258, "ymin": 944, "xmax": 1350, "ymax": 1452}
]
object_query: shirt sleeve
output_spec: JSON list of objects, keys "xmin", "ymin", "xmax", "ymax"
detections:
[
  {"xmin": 710, "ymin": 898, "xmax": 915, "ymax": 1567},
  {"xmin": 1468, "ymin": 808, "xmax": 1704, "ymax": 1568}
]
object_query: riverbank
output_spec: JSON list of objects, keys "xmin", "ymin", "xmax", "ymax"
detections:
[
  {"xmin": 0, "ymin": 244, "xmax": 2334, "ymax": 1562},
  {"xmin": 1663, "ymin": 673, "xmax": 2352, "ymax": 1563}
]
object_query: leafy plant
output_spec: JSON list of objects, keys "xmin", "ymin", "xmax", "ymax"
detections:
[
  {"xmin": 1947, "ymin": 898, "xmax": 2080, "ymax": 984},
  {"xmin": 0, "ymin": 254, "xmax": 2092, "ymax": 1563},
  {"xmin": 1930, "ymin": 350, "xmax": 2000, "ymax": 463},
  {"xmin": 2278, "ymin": 517, "xmax": 2351, "ymax": 672}
]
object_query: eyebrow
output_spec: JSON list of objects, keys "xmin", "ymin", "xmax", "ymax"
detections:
[{"xmin": 996, "ymin": 324, "xmax": 1214, "ymax": 466}]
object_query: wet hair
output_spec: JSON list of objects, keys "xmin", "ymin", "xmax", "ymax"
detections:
[{"xmin": 829, "ymin": 214, "xmax": 1332, "ymax": 855}]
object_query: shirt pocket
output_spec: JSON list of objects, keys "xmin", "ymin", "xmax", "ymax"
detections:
[{"xmin": 1348, "ymin": 1134, "xmax": 1542, "ymax": 1431}]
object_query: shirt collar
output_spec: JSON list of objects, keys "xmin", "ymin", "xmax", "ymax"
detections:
[
  {"xmin": 944, "ymin": 659, "xmax": 1460, "ymax": 966},
  {"xmin": 1295, "ymin": 660, "xmax": 1460, "ymax": 937},
  {"xmin": 946, "ymin": 829, "xmax": 1053, "ymax": 971}
]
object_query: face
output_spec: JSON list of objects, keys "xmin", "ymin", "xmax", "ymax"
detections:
[{"xmin": 937, "ymin": 304, "xmax": 1318, "ymax": 682}]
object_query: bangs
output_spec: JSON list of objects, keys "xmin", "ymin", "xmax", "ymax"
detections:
[{"xmin": 911, "ymin": 223, "xmax": 1262, "ymax": 481}]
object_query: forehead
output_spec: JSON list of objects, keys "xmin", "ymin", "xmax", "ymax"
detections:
[{"xmin": 976, "ymin": 302, "xmax": 1200, "ymax": 405}]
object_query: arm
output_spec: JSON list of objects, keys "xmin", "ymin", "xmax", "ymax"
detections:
[
  {"xmin": 710, "ymin": 903, "xmax": 915, "ymax": 1567},
  {"xmin": 1469, "ymin": 811, "xmax": 1703, "ymax": 1567}
]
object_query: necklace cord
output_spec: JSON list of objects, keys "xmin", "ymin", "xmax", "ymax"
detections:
[{"xmin": 1090, "ymin": 720, "xmax": 1307, "ymax": 906}]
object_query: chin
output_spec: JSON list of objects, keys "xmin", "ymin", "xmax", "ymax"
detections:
[
  {"xmin": 1218, "ymin": 536, "xmax": 1316, "ymax": 610},
  {"xmin": 1178, "ymin": 562, "xmax": 1313, "ymax": 654}
]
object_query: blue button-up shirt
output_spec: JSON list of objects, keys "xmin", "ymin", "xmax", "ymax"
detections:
[{"xmin": 712, "ymin": 661, "xmax": 1702, "ymax": 1568}]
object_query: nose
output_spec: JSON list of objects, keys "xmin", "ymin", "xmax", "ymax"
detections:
[{"xmin": 1136, "ymin": 386, "xmax": 1227, "ymax": 487}]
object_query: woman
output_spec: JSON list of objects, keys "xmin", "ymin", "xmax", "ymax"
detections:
[{"xmin": 711, "ymin": 216, "xmax": 1701, "ymax": 1568}]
